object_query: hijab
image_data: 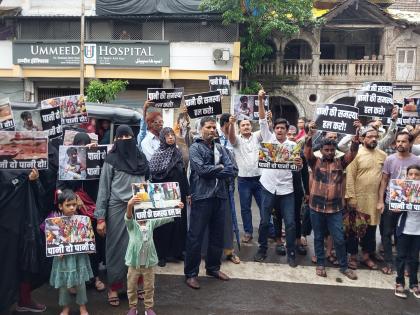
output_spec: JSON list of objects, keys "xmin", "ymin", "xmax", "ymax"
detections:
[
  {"xmin": 149, "ymin": 127, "xmax": 183, "ymax": 180},
  {"xmin": 105, "ymin": 125, "xmax": 149, "ymax": 177}
]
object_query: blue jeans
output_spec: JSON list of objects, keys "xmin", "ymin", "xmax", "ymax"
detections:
[
  {"xmin": 185, "ymin": 198, "xmax": 225, "ymax": 278},
  {"xmin": 310, "ymin": 209, "xmax": 348, "ymax": 272},
  {"xmin": 238, "ymin": 176, "xmax": 262, "ymax": 236},
  {"xmin": 258, "ymin": 187, "xmax": 296, "ymax": 256}
]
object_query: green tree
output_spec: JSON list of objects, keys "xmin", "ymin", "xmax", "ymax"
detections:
[
  {"xmin": 201, "ymin": 0, "xmax": 316, "ymax": 75},
  {"xmin": 85, "ymin": 79, "xmax": 129, "ymax": 103}
]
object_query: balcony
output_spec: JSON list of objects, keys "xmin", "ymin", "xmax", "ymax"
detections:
[{"xmin": 255, "ymin": 59, "xmax": 386, "ymax": 82}]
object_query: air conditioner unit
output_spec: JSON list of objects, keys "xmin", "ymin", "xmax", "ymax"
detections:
[{"xmin": 213, "ymin": 49, "xmax": 230, "ymax": 62}]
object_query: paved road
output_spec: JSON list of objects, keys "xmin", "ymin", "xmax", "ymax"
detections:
[{"xmin": 3, "ymin": 193, "xmax": 420, "ymax": 315}]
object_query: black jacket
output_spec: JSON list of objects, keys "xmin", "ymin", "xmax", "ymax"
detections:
[{"xmin": 189, "ymin": 138, "xmax": 235, "ymax": 201}]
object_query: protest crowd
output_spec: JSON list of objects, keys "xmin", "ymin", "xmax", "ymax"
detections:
[{"xmin": 0, "ymin": 83, "xmax": 420, "ymax": 315}]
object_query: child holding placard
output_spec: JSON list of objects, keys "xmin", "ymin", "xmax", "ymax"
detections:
[
  {"xmin": 125, "ymin": 194, "xmax": 183, "ymax": 315},
  {"xmin": 395, "ymin": 165, "xmax": 420, "ymax": 299},
  {"xmin": 49, "ymin": 189, "xmax": 93, "ymax": 315}
]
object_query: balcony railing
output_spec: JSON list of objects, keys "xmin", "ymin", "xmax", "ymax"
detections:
[{"xmin": 255, "ymin": 59, "xmax": 386, "ymax": 81}]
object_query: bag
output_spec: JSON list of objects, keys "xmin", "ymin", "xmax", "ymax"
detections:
[{"xmin": 343, "ymin": 204, "xmax": 371, "ymax": 239}]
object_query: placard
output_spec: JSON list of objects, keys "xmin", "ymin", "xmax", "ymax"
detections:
[
  {"xmin": 41, "ymin": 95, "xmax": 88, "ymax": 125},
  {"xmin": 314, "ymin": 104, "xmax": 359, "ymax": 135},
  {"xmin": 58, "ymin": 145, "xmax": 108, "ymax": 180},
  {"xmin": 209, "ymin": 75, "xmax": 230, "ymax": 96},
  {"xmin": 258, "ymin": 142, "xmax": 302, "ymax": 171},
  {"xmin": 0, "ymin": 100, "xmax": 15, "ymax": 130},
  {"xmin": 184, "ymin": 91, "xmax": 222, "ymax": 119},
  {"xmin": 232, "ymin": 94, "xmax": 269, "ymax": 121},
  {"xmin": 403, "ymin": 98, "xmax": 420, "ymax": 120},
  {"xmin": 389, "ymin": 179, "xmax": 420, "ymax": 211},
  {"xmin": 362, "ymin": 82, "xmax": 393, "ymax": 96},
  {"xmin": 0, "ymin": 131, "xmax": 48, "ymax": 170},
  {"xmin": 45, "ymin": 215, "xmax": 96, "ymax": 257},
  {"xmin": 14, "ymin": 108, "xmax": 62, "ymax": 139},
  {"xmin": 147, "ymin": 88, "xmax": 184, "ymax": 108},
  {"xmin": 354, "ymin": 91, "xmax": 393, "ymax": 118},
  {"xmin": 132, "ymin": 182, "xmax": 182, "ymax": 221}
]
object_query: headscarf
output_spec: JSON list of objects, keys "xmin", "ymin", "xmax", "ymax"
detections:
[
  {"xmin": 149, "ymin": 127, "xmax": 183, "ymax": 180},
  {"xmin": 105, "ymin": 125, "xmax": 149, "ymax": 176},
  {"xmin": 73, "ymin": 132, "xmax": 91, "ymax": 145}
]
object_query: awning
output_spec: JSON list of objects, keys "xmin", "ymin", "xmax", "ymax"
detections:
[{"xmin": 0, "ymin": 6, "xmax": 22, "ymax": 17}]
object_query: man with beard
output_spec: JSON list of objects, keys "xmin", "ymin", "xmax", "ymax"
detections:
[
  {"xmin": 304, "ymin": 121, "xmax": 360, "ymax": 280},
  {"xmin": 377, "ymin": 131, "xmax": 420, "ymax": 275},
  {"xmin": 345, "ymin": 127, "xmax": 387, "ymax": 270}
]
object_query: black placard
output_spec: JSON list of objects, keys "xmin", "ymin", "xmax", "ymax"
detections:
[
  {"xmin": 354, "ymin": 90, "xmax": 394, "ymax": 118},
  {"xmin": 209, "ymin": 75, "xmax": 230, "ymax": 96},
  {"xmin": 314, "ymin": 104, "xmax": 359, "ymax": 135},
  {"xmin": 184, "ymin": 91, "xmax": 222, "ymax": 118},
  {"xmin": 362, "ymin": 81, "xmax": 393, "ymax": 96},
  {"xmin": 147, "ymin": 88, "xmax": 184, "ymax": 108}
]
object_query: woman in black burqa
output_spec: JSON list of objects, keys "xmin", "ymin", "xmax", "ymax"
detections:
[
  {"xmin": 95, "ymin": 125, "xmax": 150, "ymax": 307},
  {"xmin": 149, "ymin": 127, "xmax": 190, "ymax": 267}
]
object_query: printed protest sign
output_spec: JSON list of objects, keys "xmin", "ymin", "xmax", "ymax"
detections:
[
  {"xmin": 45, "ymin": 215, "xmax": 96, "ymax": 257},
  {"xmin": 41, "ymin": 95, "xmax": 88, "ymax": 125},
  {"xmin": 314, "ymin": 104, "xmax": 359, "ymax": 135},
  {"xmin": 354, "ymin": 91, "xmax": 394, "ymax": 118},
  {"xmin": 0, "ymin": 100, "xmax": 15, "ymax": 130},
  {"xmin": 132, "ymin": 182, "xmax": 182, "ymax": 221},
  {"xmin": 258, "ymin": 142, "xmax": 302, "ymax": 171},
  {"xmin": 403, "ymin": 98, "xmax": 420, "ymax": 123},
  {"xmin": 362, "ymin": 82, "xmax": 393, "ymax": 96},
  {"xmin": 232, "ymin": 95, "xmax": 269, "ymax": 121},
  {"xmin": 209, "ymin": 75, "xmax": 230, "ymax": 96},
  {"xmin": 184, "ymin": 91, "xmax": 222, "ymax": 118},
  {"xmin": 63, "ymin": 130, "xmax": 98, "ymax": 145},
  {"xmin": 14, "ymin": 108, "xmax": 62, "ymax": 139},
  {"xmin": 59, "ymin": 145, "xmax": 107, "ymax": 180},
  {"xmin": 147, "ymin": 88, "xmax": 184, "ymax": 108},
  {"xmin": 0, "ymin": 131, "xmax": 48, "ymax": 170},
  {"xmin": 389, "ymin": 179, "xmax": 420, "ymax": 211}
]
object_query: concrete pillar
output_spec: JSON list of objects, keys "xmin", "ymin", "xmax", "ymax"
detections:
[
  {"xmin": 384, "ymin": 55, "xmax": 393, "ymax": 80},
  {"xmin": 162, "ymin": 79, "xmax": 174, "ymax": 128},
  {"xmin": 24, "ymin": 79, "xmax": 34, "ymax": 102},
  {"xmin": 312, "ymin": 53, "xmax": 320, "ymax": 77}
]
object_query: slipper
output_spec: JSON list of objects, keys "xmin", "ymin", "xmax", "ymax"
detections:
[
  {"xmin": 361, "ymin": 258, "xmax": 378, "ymax": 270},
  {"xmin": 311, "ymin": 256, "xmax": 317, "ymax": 264},
  {"xmin": 316, "ymin": 266, "xmax": 327, "ymax": 277},
  {"xmin": 95, "ymin": 279, "xmax": 106, "ymax": 292},
  {"xmin": 137, "ymin": 289, "xmax": 145, "ymax": 301},
  {"xmin": 370, "ymin": 252, "xmax": 384, "ymax": 262},
  {"xmin": 381, "ymin": 265, "xmax": 393, "ymax": 275},
  {"xmin": 348, "ymin": 257, "xmax": 358, "ymax": 270},
  {"xmin": 226, "ymin": 254, "xmax": 241, "ymax": 264},
  {"xmin": 327, "ymin": 255, "xmax": 339, "ymax": 266},
  {"xmin": 107, "ymin": 292, "xmax": 120, "ymax": 307}
]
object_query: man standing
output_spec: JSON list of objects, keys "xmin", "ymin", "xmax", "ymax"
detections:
[
  {"xmin": 184, "ymin": 116, "xmax": 235, "ymax": 289},
  {"xmin": 345, "ymin": 127, "xmax": 387, "ymax": 270},
  {"xmin": 377, "ymin": 131, "xmax": 420, "ymax": 275},
  {"xmin": 228, "ymin": 115, "xmax": 263, "ymax": 243},
  {"xmin": 139, "ymin": 100, "xmax": 163, "ymax": 160},
  {"xmin": 304, "ymin": 121, "xmax": 359, "ymax": 280},
  {"xmin": 254, "ymin": 90, "xmax": 302, "ymax": 268}
]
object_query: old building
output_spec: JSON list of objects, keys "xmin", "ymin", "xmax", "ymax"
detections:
[
  {"xmin": 0, "ymin": 0, "xmax": 240, "ymax": 125},
  {"xmin": 253, "ymin": 0, "xmax": 420, "ymax": 123}
]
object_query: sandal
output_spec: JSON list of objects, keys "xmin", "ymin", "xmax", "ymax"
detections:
[
  {"xmin": 316, "ymin": 266, "xmax": 327, "ymax": 277},
  {"xmin": 361, "ymin": 258, "xmax": 378, "ymax": 270},
  {"xmin": 340, "ymin": 269, "xmax": 358, "ymax": 280},
  {"xmin": 137, "ymin": 289, "xmax": 145, "ymax": 301},
  {"xmin": 226, "ymin": 254, "xmax": 241, "ymax": 264},
  {"xmin": 311, "ymin": 256, "xmax": 317, "ymax": 264},
  {"xmin": 381, "ymin": 264, "xmax": 393, "ymax": 275},
  {"xmin": 107, "ymin": 292, "xmax": 120, "ymax": 307},
  {"xmin": 327, "ymin": 255, "xmax": 339, "ymax": 266},
  {"xmin": 241, "ymin": 234, "xmax": 253, "ymax": 243},
  {"xmin": 348, "ymin": 257, "xmax": 358, "ymax": 270},
  {"xmin": 395, "ymin": 284, "xmax": 407, "ymax": 299},
  {"xmin": 95, "ymin": 279, "xmax": 106, "ymax": 292}
]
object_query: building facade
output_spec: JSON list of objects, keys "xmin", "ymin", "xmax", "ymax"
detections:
[
  {"xmin": 0, "ymin": 0, "xmax": 240, "ymax": 126},
  {"xmin": 253, "ymin": 0, "xmax": 420, "ymax": 123}
]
